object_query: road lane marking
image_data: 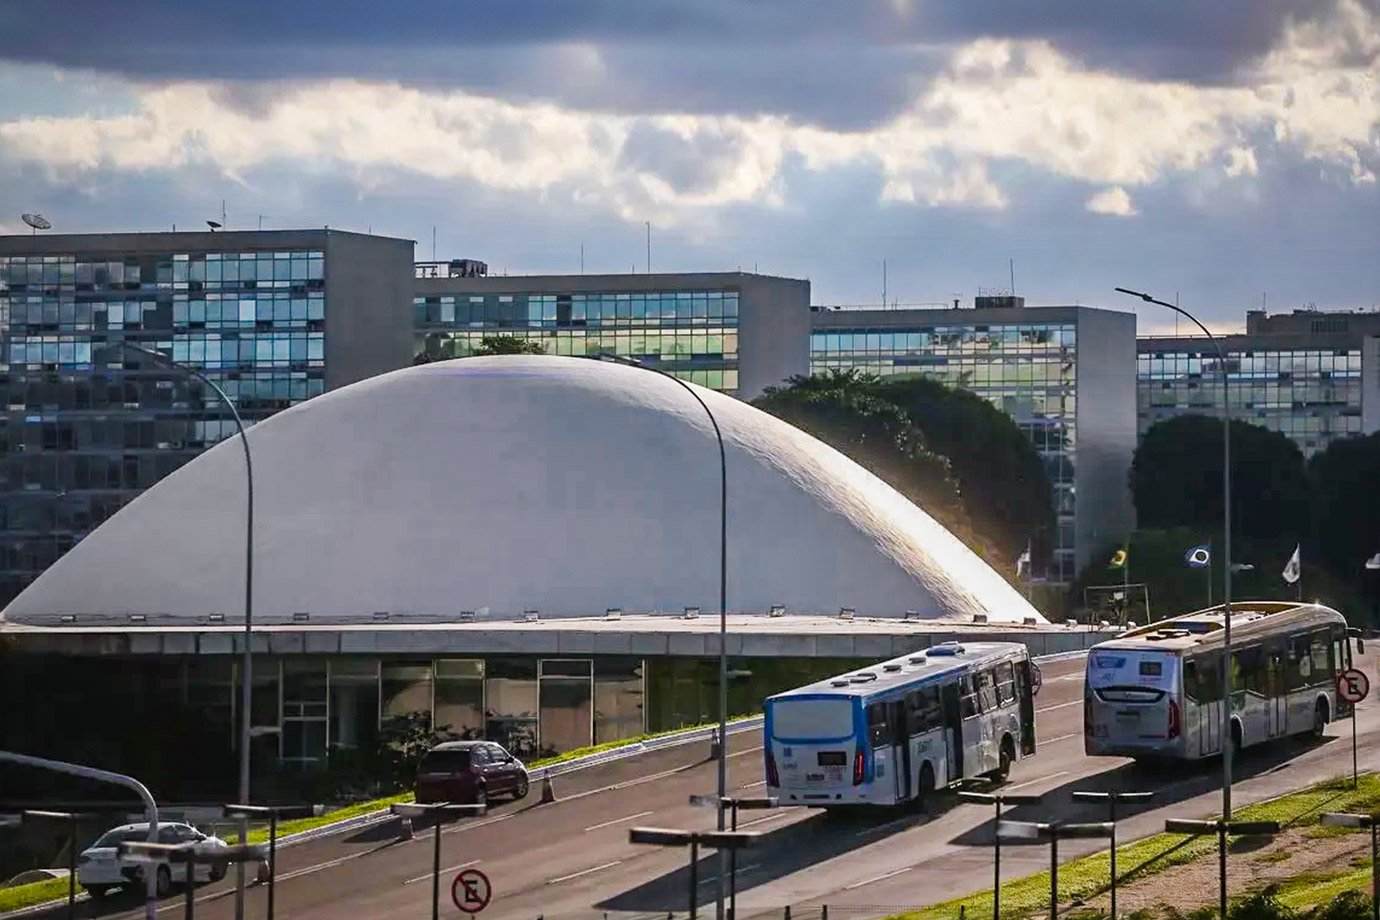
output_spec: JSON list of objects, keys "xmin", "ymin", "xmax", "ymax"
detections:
[
  {"xmin": 1037, "ymin": 700, "xmax": 1082, "ymax": 713},
  {"xmin": 853, "ymin": 814, "xmax": 915, "ymax": 838},
  {"xmin": 1044, "ymin": 732, "xmax": 1082, "ymax": 745},
  {"xmin": 845, "ymin": 866, "xmax": 912, "ymax": 889},
  {"xmin": 728, "ymin": 746, "xmax": 763, "ymax": 759},
  {"xmin": 585, "ymin": 810, "xmax": 654, "ymax": 831},
  {"xmin": 404, "ymin": 859, "xmax": 479, "ymax": 885},
  {"xmin": 277, "ymin": 852, "xmax": 363, "ymax": 882},
  {"xmin": 739, "ymin": 780, "xmax": 768, "ymax": 789},
  {"xmin": 547, "ymin": 861, "xmax": 622, "ymax": 884},
  {"xmin": 1005, "ymin": 770, "xmax": 1070, "ymax": 791},
  {"xmin": 699, "ymin": 863, "xmax": 763, "ymax": 886}
]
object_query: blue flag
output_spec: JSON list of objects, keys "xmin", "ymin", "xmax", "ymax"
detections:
[{"xmin": 1185, "ymin": 545, "xmax": 1211, "ymax": 568}]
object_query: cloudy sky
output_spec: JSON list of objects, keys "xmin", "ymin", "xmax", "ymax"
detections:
[{"xmin": 1, "ymin": 1, "xmax": 1377, "ymax": 331}]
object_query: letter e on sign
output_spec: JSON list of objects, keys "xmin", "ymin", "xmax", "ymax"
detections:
[{"xmin": 1337, "ymin": 668, "xmax": 1370, "ymax": 704}]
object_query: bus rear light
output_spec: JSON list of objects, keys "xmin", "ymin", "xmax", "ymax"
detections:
[
  {"xmin": 765, "ymin": 749, "xmax": 780, "ymax": 787},
  {"xmin": 1167, "ymin": 698, "xmax": 1181, "ymax": 740},
  {"xmin": 853, "ymin": 750, "xmax": 865, "ymax": 786}
]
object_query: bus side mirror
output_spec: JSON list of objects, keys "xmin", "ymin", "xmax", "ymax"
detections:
[{"xmin": 1349, "ymin": 628, "xmax": 1364, "ymax": 655}]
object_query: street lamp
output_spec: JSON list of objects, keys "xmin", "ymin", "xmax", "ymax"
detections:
[
  {"xmin": 1116, "ymin": 287, "xmax": 1235, "ymax": 818},
  {"xmin": 997, "ymin": 820, "xmax": 1114, "ymax": 920},
  {"xmin": 628, "ymin": 827, "xmax": 760, "ymax": 920},
  {"xmin": 959, "ymin": 790, "xmax": 1044, "ymax": 920},
  {"xmin": 1072, "ymin": 790, "xmax": 1155, "ymax": 918},
  {"xmin": 1164, "ymin": 817, "xmax": 1279, "ymax": 920},
  {"xmin": 595, "ymin": 352, "xmax": 731, "ymax": 915},
  {"xmin": 719, "ymin": 796, "xmax": 777, "ymax": 919},
  {"xmin": 391, "ymin": 803, "xmax": 487, "ymax": 920},
  {"xmin": 1320, "ymin": 813, "xmax": 1380, "ymax": 920},
  {"xmin": 122, "ymin": 341, "xmax": 255, "ymax": 915}
]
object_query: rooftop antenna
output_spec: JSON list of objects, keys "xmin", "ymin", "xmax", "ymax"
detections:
[
  {"xmin": 432, "ymin": 226, "xmax": 437, "ymax": 262},
  {"xmin": 1175, "ymin": 291, "xmax": 1180, "ymax": 335},
  {"xmin": 20, "ymin": 213, "xmax": 51, "ymax": 236},
  {"xmin": 221, "ymin": 199, "xmax": 226, "ymax": 228},
  {"xmin": 580, "ymin": 243, "xmax": 585, "ymax": 275},
  {"xmin": 882, "ymin": 260, "xmax": 887, "ymax": 309},
  {"xmin": 206, "ymin": 220, "xmax": 222, "ymax": 233},
  {"xmin": 645, "ymin": 221, "xmax": 651, "ymax": 274},
  {"xmin": 1009, "ymin": 258, "xmax": 1016, "ymax": 295},
  {"xmin": 257, "ymin": 214, "xmax": 266, "ymax": 230}
]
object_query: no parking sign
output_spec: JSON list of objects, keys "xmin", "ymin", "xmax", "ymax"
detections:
[{"xmin": 452, "ymin": 868, "xmax": 492, "ymax": 914}]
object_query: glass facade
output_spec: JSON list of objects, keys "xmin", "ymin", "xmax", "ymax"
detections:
[
  {"xmin": 810, "ymin": 322, "xmax": 1079, "ymax": 582},
  {"xmin": 1138, "ymin": 346, "xmax": 1364, "ymax": 456},
  {"xmin": 414, "ymin": 290, "xmax": 741, "ymax": 392},
  {"xmin": 0, "ymin": 249, "xmax": 327, "ymax": 604}
]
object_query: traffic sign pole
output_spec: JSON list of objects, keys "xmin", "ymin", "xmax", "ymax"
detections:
[{"xmin": 1337, "ymin": 669, "xmax": 1369, "ymax": 789}]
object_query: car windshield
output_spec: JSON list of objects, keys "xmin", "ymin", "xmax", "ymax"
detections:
[
  {"xmin": 420, "ymin": 750, "xmax": 471, "ymax": 772},
  {"xmin": 92, "ymin": 827, "xmax": 152, "ymax": 848}
]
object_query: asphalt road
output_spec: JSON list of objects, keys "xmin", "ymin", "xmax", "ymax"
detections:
[{"xmin": 38, "ymin": 651, "xmax": 1380, "ymax": 920}]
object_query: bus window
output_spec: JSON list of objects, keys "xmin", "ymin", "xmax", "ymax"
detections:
[
  {"xmin": 976, "ymin": 671, "xmax": 998, "ymax": 711},
  {"xmin": 995, "ymin": 662, "xmax": 1017, "ymax": 705},
  {"xmin": 1196, "ymin": 653, "xmax": 1224, "ymax": 702},
  {"xmin": 1184, "ymin": 659, "xmax": 1200, "ymax": 702},
  {"xmin": 907, "ymin": 687, "xmax": 943, "ymax": 734},
  {"xmin": 867, "ymin": 702, "xmax": 894, "ymax": 746},
  {"xmin": 1288, "ymin": 635, "xmax": 1311, "ymax": 691},
  {"xmin": 1310, "ymin": 631, "xmax": 1331, "ymax": 686},
  {"xmin": 1232, "ymin": 646, "xmax": 1264, "ymax": 695},
  {"xmin": 960, "ymin": 675, "xmax": 981, "ymax": 719},
  {"xmin": 1333, "ymin": 627, "xmax": 1349, "ymax": 675}
]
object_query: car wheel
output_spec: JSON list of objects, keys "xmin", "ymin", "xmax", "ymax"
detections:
[
  {"xmin": 992, "ymin": 737, "xmax": 1015, "ymax": 783},
  {"xmin": 85, "ymin": 885, "xmax": 110, "ymax": 900},
  {"xmin": 209, "ymin": 860, "xmax": 227, "ymax": 882},
  {"xmin": 918, "ymin": 762, "xmax": 936, "ymax": 806},
  {"xmin": 255, "ymin": 860, "xmax": 272, "ymax": 885},
  {"xmin": 1312, "ymin": 700, "xmax": 1329, "ymax": 740},
  {"xmin": 513, "ymin": 776, "xmax": 530, "ymax": 801},
  {"xmin": 155, "ymin": 865, "xmax": 172, "ymax": 898}
]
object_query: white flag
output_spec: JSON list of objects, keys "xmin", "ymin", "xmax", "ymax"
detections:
[
  {"xmin": 1366, "ymin": 553, "xmax": 1380, "ymax": 571},
  {"xmin": 1283, "ymin": 544, "xmax": 1301, "ymax": 584}
]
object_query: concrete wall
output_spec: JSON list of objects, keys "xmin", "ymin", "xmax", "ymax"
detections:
[
  {"xmin": 324, "ymin": 231, "xmax": 416, "ymax": 389},
  {"xmin": 0, "ymin": 229, "xmax": 331, "ymax": 258},
  {"xmin": 1366, "ymin": 336, "xmax": 1380, "ymax": 436},
  {"xmin": 736, "ymin": 275, "xmax": 811, "ymax": 398},
  {"xmin": 1074, "ymin": 307, "xmax": 1138, "ymax": 574}
]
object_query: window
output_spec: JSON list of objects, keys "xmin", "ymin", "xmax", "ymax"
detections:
[
  {"xmin": 1187, "ymin": 655, "xmax": 1223, "ymax": 702},
  {"xmin": 960, "ymin": 675, "xmax": 982, "ymax": 719},
  {"xmin": 976, "ymin": 670, "xmax": 999, "ymax": 711},
  {"xmin": 995, "ymin": 662, "xmax": 1017, "ymax": 705},
  {"xmin": 1232, "ymin": 646, "xmax": 1265, "ymax": 695},
  {"xmin": 1310, "ymin": 632, "xmax": 1331, "ymax": 682},
  {"xmin": 1288, "ymin": 635, "xmax": 1311, "ymax": 690},
  {"xmin": 469, "ymin": 746, "xmax": 490, "ymax": 766},
  {"xmin": 867, "ymin": 702, "xmax": 894, "ymax": 746},
  {"xmin": 907, "ymin": 687, "xmax": 943, "ymax": 733}
]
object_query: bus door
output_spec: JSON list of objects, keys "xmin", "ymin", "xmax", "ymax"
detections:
[
  {"xmin": 1185, "ymin": 656, "xmax": 1220, "ymax": 757},
  {"xmin": 1016, "ymin": 660, "xmax": 1036, "ymax": 754},
  {"xmin": 1265, "ymin": 641, "xmax": 1287, "ymax": 738},
  {"xmin": 891, "ymin": 699, "xmax": 912, "ymax": 802},
  {"xmin": 941, "ymin": 681, "xmax": 963, "ymax": 780}
]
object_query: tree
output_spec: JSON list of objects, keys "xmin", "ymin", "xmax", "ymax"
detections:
[
  {"xmin": 1131, "ymin": 415, "xmax": 1310, "ymax": 543},
  {"xmin": 873, "ymin": 376, "xmax": 1054, "ymax": 565},
  {"xmin": 473, "ymin": 335, "xmax": 546, "ymax": 356},
  {"xmin": 1309, "ymin": 432, "xmax": 1380, "ymax": 624},
  {"xmin": 753, "ymin": 370, "xmax": 972, "ymax": 551}
]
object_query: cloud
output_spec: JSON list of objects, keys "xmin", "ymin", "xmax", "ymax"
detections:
[{"xmin": 1085, "ymin": 186, "xmax": 1138, "ymax": 217}]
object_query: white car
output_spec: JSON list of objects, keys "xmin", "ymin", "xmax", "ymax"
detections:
[{"xmin": 77, "ymin": 822, "xmax": 266, "ymax": 899}]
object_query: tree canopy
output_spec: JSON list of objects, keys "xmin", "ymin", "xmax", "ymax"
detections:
[
  {"xmin": 1309, "ymin": 432, "xmax": 1380, "ymax": 581},
  {"xmin": 1130, "ymin": 415, "xmax": 1310, "ymax": 543},
  {"xmin": 414, "ymin": 334, "xmax": 546, "ymax": 364},
  {"xmin": 753, "ymin": 370, "xmax": 970, "ymax": 544},
  {"xmin": 874, "ymin": 376, "xmax": 1054, "ymax": 565}
]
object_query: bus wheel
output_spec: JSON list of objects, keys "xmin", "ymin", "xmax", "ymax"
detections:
[
  {"xmin": 918, "ymin": 763, "xmax": 936, "ymax": 806},
  {"xmin": 1312, "ymin": 700, "xmax": 1329, "ymax": 740},
  {"xmin": 992, "ymin": 737, "xmax": 1015, "ymax": 783}
]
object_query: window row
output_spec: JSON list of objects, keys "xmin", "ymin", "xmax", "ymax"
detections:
[
  {"xmin": 812, "ymin": 326, "xmax": 1076, "ymax": 353},
  {"xmin": 415, "ymin": 291, "xmax": 740, "ymax": 327},
  {"xmin": 1138, "ymin": 350, "xmax": 1362, "ymax": 378},
  {"xmin": 1, "ymin": 252, "xmax": 324, "ymax": 287},
  {"xmin": 2, "ymin": 295, "xmax": 326, "ymax": 331},
  {"xmin": 1182, "ymin": 626, "xmax": 1349, "ymax": 702},
  {"xmin": 417, "ymin": 331, "xmax": 738, "ymax": 361},
  {"xmin": 6, "ymin": 333, "xmax": 324, "ymax": 369}
]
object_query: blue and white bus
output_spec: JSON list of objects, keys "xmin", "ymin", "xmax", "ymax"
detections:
[{"xmin": 763, "ymin": 642, "xmax": 1039, "ymax": 807}]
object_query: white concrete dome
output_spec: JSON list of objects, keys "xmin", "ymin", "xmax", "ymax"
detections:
[{"xmin": 2, "ymin": 356, "xmax": 1044, "ymax": 626}]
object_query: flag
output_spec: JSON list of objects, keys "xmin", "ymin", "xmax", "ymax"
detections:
[
  {"xmin": 1185, "ymin": 544, "xmax": 1211, "ymax": 568},
  {"xmin": 1366, "ymin": 553, "xmax": 1380, "ymax": 571},
  {"xmin": 1109, "ymin": 548, "xmax": 1127, "ymax": 568},
  {"xmin": 1015, "ymin": 543, "xmax": 1032, "ymax": 579},
  {"xmin": 1283, "ymin": 544, "xmax": 1301, "ymax": 584}
]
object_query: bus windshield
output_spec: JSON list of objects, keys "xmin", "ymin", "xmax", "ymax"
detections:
[
  {"xmin": 1086, "ymin": 649, "xmax": 1177, "ymax": 691},
  {"xmin": 770, "ymin": 697, "xmax": 854, "ymax": 741}
]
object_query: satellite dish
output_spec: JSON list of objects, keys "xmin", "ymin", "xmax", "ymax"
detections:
[
  {"xmin": 206, "ymin": 220, "xmax": 222, "ymax": 231},
  {"xmin": 21, "ymin": 213, "xmax": 51, "ymax": 231}
]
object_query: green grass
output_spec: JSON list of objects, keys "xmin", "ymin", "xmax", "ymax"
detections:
[
  {"xmin": 1274, "ymin": 863, "xmax": 1375, "ymax": 911},
  {"xmin": 889, "ymin": 774, "xmax": 1380, "ymax": 920},
  {"xmin": 0, "ymin": 876, "xmax": 76, "ymax": 913}
]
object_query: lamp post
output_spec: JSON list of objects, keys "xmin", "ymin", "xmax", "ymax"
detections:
[
  {"xmin": 1164, "ymin": 818, "xmax": 1279, "ymax": 919},
  {"xmin": 595, "ymin": 352, "xmax": 730, "ymax": 915},
  {"xmin": 1116, "ymin": 288, "xmax": 1235, "ymax": 818},
  {"xmin": 391, "ymin": 803, "xmax": 487, "ymax": 920},
  {"xmin": 1321, "ymin": 813, "xmax": 1380, "ymax": 920},
  {"xmin": 22, "ymin": 810, "xmax": 79, "ymax": 920},
  {"xmin": 997, "ymin": 821, "xmax": 1114, "ymax": 920},
  {"xmin": 1071, "ymin": 791, "xmax": 1155, "ymax": 918},
  {"xmin": 959, "ymin": 791, "xmax": 1044, "ymax": 920},
  {"xmin": 629, "ymin": 827, "xmax": 760, "ymax": 920},
  {"xmin": 719, "ymin": 796, "xmax": 777, "ymax": 919},
  {"xmin": 122, "ymin": 342, "xmax": 255, "ymax": 915}
]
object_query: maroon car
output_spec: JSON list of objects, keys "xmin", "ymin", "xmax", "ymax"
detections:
[{"xmin": 415, "ymin": 741, "xmax": 530, "ymax": 804}]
